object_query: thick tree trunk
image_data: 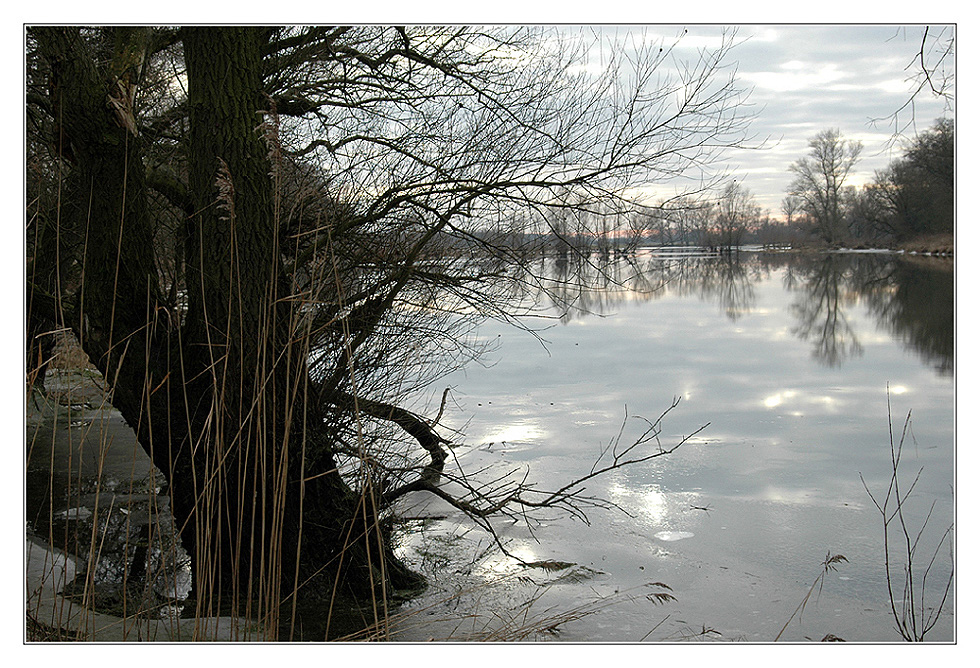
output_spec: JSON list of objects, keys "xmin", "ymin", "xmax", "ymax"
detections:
[
  {"xmin": 34, "ymin": 27, "xmax": 162, "ymax": 400},
  {"xmin": 176, "ymin": 27, "xmax": 400, "ymax": 618},
  {"xmin": 33, "ymin": 27, "xmax": 418, "ymax": 636}
]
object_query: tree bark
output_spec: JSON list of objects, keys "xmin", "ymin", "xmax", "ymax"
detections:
[
  {"xmin": 174, "ymin": 28, "xmax": 403, "ymax": 616},
  {"xmin": 32, "ymin": 28, "xmax": 414, "ymax": 634}
]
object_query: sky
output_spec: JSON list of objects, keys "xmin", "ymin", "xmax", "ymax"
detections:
[
  {"xmin": 10, "ymin": 19, "xmax": 954, "ymax": 220},
  {"xmin": 578, "ymin": 24, "xmax": 954, "ymax": 216}
]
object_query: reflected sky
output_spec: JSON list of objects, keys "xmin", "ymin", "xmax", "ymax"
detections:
[{"xmin": 400, "ymin": 250, "xmax": 953, "ymax": 641}]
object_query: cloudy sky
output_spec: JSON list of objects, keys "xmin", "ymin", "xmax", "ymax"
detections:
[{"xmin": 580, "ymin": 24, "xmax": 954, "ymax": 216}]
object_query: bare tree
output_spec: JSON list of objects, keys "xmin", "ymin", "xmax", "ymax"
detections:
[
  {"xmin": 872, "ymin": 26, "xmax": 954, "ymax": 139},
  {"xmin": 665, "ymin": 196, "xmax": 715, "ymax": 248},
  {"xmin": 788, "ymin": 129, "xmax": 863, "ymax": 245},
  {"xmin": 781, "ymin": 194, "xmax": 802, "ymax": 227},
  {"xmin": 713, "ymin": 180, "xmax": 758, "ymax": 251}
]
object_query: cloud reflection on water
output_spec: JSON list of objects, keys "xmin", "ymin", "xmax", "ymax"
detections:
[{"xmin": 399, "ymin": 250, "xmax": 952, "ymax": 641}]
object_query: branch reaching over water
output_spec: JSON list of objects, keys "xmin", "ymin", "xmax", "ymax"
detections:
[
  {"xmin": 331, "ymin": 388, "xmax": 450, "ymax": 498},
  {"xmin": 352, "ymin": 395, "xmax": 707, "ymax": 563}
]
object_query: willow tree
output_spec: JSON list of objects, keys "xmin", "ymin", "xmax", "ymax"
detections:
[{"xmin": 26, "ymin": 25, "xmax": 751, "ymax": 636}]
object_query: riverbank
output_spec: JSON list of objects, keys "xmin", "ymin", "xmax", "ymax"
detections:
[
  {"xmin": 769, "ymin": 234, "xmax": 953, "ymax": 257},
  {"xmin": 896, "ymin": 233, "xmax": 954, "ymax": 256},
  {"xmin": 25, "ymin": 335, "xmax": 264, "ymax": 642},
  {"xmin": 823, "ymin": 233, "xmax": 953, "ymax": 257}
]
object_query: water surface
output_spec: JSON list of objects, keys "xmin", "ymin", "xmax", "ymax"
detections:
[{"xmin": 392, "ymin": 249, "xmax": 954, "ymax": 642}]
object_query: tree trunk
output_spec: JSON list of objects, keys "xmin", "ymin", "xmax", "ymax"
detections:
[
  {"xmin": 174, "ymin": 27, "xmax": 411, "ymax": 623},
  {"xmin": 34, "ymin": 28, "xmax": 162, "ymax": 401},
  {"xmin": 33, "ymin": 27, "xmax": 417, "ymax": 636}
]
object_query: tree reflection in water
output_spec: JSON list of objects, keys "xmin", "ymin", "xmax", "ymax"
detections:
[
  {"xmin": 512, "ymin": 249, "xmax": 952, "ymax": 375},
  {"xmin": 787, "ymin": 254, "xmax": 865, "ymax": 367},
  {"xmin": 863, "ymin": 256, "xmax": 953, "ymax": 375},
  {"xmin": 783, "ymin": 252, "xmax": 952, "ymax": 372}
]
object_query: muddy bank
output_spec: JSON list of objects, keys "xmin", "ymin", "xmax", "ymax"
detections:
[
  {"xmin": 753, "ymin": 233, "xmax": 954, "ymax": 257},
  {"xmin": 828, "ymin": 233, "xmax": 953, "ymax": 257}
]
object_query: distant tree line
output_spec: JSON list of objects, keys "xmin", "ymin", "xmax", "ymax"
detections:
[
  {"xmin": 524, "ymin": 119, "xmax": 952, "ymax": 253},
  {"xmin": 535, "ymin": 182, "xmax": 770, "ymax": 253}
]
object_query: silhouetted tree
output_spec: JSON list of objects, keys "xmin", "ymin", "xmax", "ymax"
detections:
[
  {"xmin": 788, "ymin": 129, "xmax": 863, "ymax": 245},
  {"xmin": 713, "ymin": 180, "xmax": 758, "ymax": 251}
]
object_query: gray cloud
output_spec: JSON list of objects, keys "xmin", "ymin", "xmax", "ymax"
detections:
[{"xmin": 582, "ymin": 24, "xmax": 954, "ymax": 214}]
